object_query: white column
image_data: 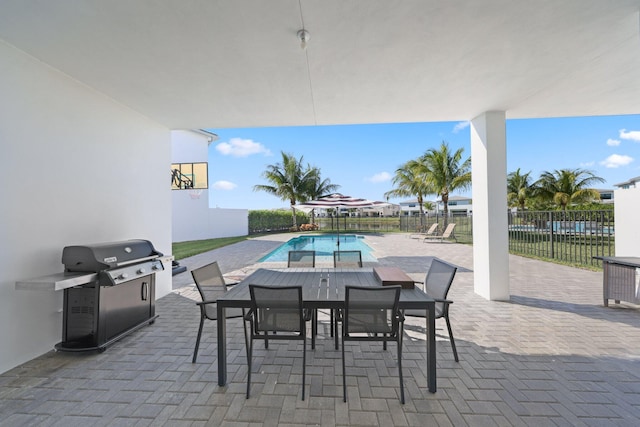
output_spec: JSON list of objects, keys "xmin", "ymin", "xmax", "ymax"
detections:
[
  {"xmin": 613, "ymin": 186, "xmax": 640, "ymax": 256},
  {"xmin": 470, "ymin": 111, "xmax": 510, "ymax": 300}
]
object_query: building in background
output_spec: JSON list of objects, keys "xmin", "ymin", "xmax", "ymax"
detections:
[
  {"xmin": 614, "ymin": 177, "xmax": 640, "ymax": 190},
  {"xmin": 399, "ymin": 196, "xmax": 472, "ymax": 217},
  {"xmin": 171, "ymin": 130, "xmax": 248, "ymax": 243}
]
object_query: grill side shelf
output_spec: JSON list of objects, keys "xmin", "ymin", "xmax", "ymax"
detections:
[{"xmin": 16, "ymin": 272, "xmax": 99, "ymax": 291}]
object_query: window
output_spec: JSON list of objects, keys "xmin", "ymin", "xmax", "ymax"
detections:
[{"xmin": 171, "ymin": 163, "xmax": 208, "ymax": 190}]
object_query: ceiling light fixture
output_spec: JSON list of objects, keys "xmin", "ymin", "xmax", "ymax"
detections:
[{"xmin": 297, "ymin": 29, "xmax": 310, "ymax": 50}]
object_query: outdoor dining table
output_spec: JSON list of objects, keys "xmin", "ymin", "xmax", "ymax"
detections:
[{"xmin": 216, "ymin": 267, "xmax": 438, "ymax": 393}]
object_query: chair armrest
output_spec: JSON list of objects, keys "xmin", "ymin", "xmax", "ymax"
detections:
[
  {"xmin": 225, "ymin": 281, "xmax": 239, "ymax": 288},
  {"xmin": 432, "ymin": 298, "xmax": 453, "ymax": 305},
  {"xmin": 196, "ymin": 299, "xmax": 217, "ymax": 306}
]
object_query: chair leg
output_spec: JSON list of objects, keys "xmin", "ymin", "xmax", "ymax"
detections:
[
  {"xmin": 445, "ymin": 315, "xmax": 459, "ymax": 362},
  {"xmin": 192, "ymin": 315, "xmax": 205, "ymax": 363},
  {"xmin": 242, "ymin": 309, "xmax": 249, "ymax": 362},
  {"xmin": 398, "ymin": 324, "xmax": 405, "ymax": 404},
  {"xmin": 302, "ymin": 335, "xmax": 306, "ymax": 401},
  {"xmin": 330, "ymin": 309, "xmax": 334, "ymax": 337},
  {"xmin": 311, "ymin": 310, "xmax": 317, "ymax": 350},
  {"xmin": 341, "ymin": 334, "xmax": 347, "ymax": 402},
  {"xmin": 334, "ymin": 310, "xmax": 339, "ymax": 350},
  {"xmin": 246, "ymin": 332, "xmax": 253, "ymax": 399}
]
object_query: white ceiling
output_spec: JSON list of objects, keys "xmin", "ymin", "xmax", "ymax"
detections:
[{"xmin": 1, "ymin": 0, "xmax": 639, "ymax": 129}]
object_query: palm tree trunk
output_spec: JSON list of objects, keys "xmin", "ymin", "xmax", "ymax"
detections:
[
  {"xmin": 291, "ymin": 204, "xmax": 298, "ymax": 229},
  {"xmin": 418, "ymin": 195, "xmax": 425, "ymax": 228},
  {"xmin": 442, "ymin": 194, "xmax": 449, "ymax": 229}
]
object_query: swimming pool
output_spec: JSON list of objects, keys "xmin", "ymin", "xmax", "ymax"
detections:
[{"xmin": 259, "ymin": 234, "xmax": 376, "ymax": 263}]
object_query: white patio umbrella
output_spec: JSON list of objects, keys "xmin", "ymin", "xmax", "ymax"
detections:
[{"xmin": 297, "ymin": 193, "xmax": 388, "ymax": 247}]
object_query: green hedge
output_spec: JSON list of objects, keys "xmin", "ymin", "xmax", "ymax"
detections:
[{"xmin": 249, "ymin": 209, "xmax": 309, "ymax": 234}]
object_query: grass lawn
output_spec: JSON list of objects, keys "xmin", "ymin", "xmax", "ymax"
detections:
[{"xmin": 172, "ymin": 236, "xmax": 249, "ymax": 260}]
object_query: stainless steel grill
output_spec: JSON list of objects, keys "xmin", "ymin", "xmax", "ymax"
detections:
[{"xmin": 57, "ymin": 239, "xmax": 164, "ymax": 352}]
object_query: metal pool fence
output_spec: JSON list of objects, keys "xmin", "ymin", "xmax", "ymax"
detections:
[
  {"xmin": 310, "ymin": 210, "xmax": 614, "ymax": 268},
  {"xmin": 507, "ymin": 210, "xmax": 614, "ymax": 267}
]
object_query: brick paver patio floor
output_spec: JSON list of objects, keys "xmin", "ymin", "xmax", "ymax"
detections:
[{"xmin": 1, "ymin": 233, "xmax": 639, "ymax": 426}]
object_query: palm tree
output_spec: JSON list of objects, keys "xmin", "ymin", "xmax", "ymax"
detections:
[
  {"xmin": 253, "ymin": 151, "xmax": 317, "ymax": 228},
  {"xmin": 423, "ymin": 201, "xmax": 435, "ymax": 212},
  {"xmin": 533, "ymin": 168, "xmax": 605, "ymax": 211},
  {"xmin": 384, "ymin": 158, "xmax": 434, "ymax": 228},
  {"xmin": 507, "ymin": 168, "xmax": 533, "ymax": 211},
  {"xmin": 303, "ymin": 171, "xmax": 340, "ymax": 224},
  {"xmin": 418, "ymin": 141, "xmax": 472, "ymax": 227}
]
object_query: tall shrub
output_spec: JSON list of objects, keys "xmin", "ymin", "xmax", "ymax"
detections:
[{"xmin": 249, "ymin": 210, "xmax": 309, "ymax": 234}]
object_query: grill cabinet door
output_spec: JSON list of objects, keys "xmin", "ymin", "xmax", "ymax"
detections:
[{"xmin": 101, "ymin": 276, "xmax": 153, "ymax": 341}]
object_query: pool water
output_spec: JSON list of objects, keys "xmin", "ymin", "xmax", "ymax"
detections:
[{"xmin": 259, "ymin": 234, "xmax": 376, "ymax": 263}]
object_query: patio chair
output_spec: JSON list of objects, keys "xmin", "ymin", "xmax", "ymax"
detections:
[
  {"xmin": 410, "ymin": 222, "xmax": 438, "ymax": 239},
  {"xmin": 287, "ymin": 250, "xmax": 320, "ymax": 347},
  {"xmin": 243, "ymin": 285, "xmax": 312, "ymax": 400},
  {"xmin": 404, "ymin": 258, "xmax": 459, "ymax": 362},
  {"xmin": 287, "ymin": 250, "xmax": 316, "ymax": 267},
  {"xmin": 423, "ymin": 223, "xmax": 456, "ymax": 243},
  {"xmin": 333, "ymin": 250, "xmax": 363, "ymax": 268},
  {"xmin": 328, "ymin": 250, "xmax": 364, "ymax": 347},
  {"xmin": 341, "ymin": 285, "xmax": 405, "ymax": 404},
  {"xmin": 191, "ymin": 261, "xmax": 244, "ymax": 363}
]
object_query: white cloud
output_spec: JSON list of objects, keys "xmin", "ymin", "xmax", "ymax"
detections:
[
  {"xmin": 452, "ymin": 121, "xmax": 470, "ymax": 133},
  {"xmin": 579, "ymin": 161, "xmax": 595, "ymax": 167},
  {"xmin": 600, "ymin": 154, "xmax": 633, "ymax": 168},
  {"xmin": 367, "ymin": 172, "xmax": 392, "ymax": 183},
  {"xmin": 619, "ymin": 129, "xmax": 640, "ymax": 142},
  {"xmin": 606, "ymin": 138, "xmax": 621, "ymax": 147},
  {"xmin": 215, "ymin": 138, "xmax": 272, "ymax": 157},
  {"xmin": 212, "ymin": 180, "xmax": 237, "ymax": 190}
]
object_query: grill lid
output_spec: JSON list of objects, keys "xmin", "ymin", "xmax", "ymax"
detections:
[{"xmin": 62, "ymin": 239, "xmax": 163, "ymax": 272}]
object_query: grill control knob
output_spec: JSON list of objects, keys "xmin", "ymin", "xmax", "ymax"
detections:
[
  {"xmin": 152, "ymin": 264, "xmax": 160, "ymax": 270},
  {"xmin": 118, "ymin": 273, "xmax": 129, "ymax": 280},
  {"xmin": 137, "ymin": 268, "xmax": 146, "ymax": 275}
]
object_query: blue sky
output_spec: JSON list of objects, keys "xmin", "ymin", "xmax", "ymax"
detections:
[{"xmin": 206, "ymin": 115, "xmax": 640, "ymax": 210}]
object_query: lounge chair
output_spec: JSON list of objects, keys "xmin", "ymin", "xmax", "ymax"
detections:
[
  {"xmin": 410, "ymin": 223, "xmax": 438, "ymax": 239},
  {"xmin": 423, "ymin": 223, "xmax": 456, "ymax": 243}
]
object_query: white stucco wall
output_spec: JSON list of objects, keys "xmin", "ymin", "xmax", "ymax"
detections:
[
  {"xmin": 171, "ymin": 131, "xmax": 248, "ymax": 242},
  {"xmin": 0, "ymin": 40, "xmax": 172, "ymax": 374},
  {"xmin": 614, "ymin": 186, "xmax": 640, "ymax": 256}
]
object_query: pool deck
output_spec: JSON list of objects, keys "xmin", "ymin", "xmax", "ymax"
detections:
[{"xmin": 2, "ymin": 232, "xmax": 640, "ymax": 426}]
